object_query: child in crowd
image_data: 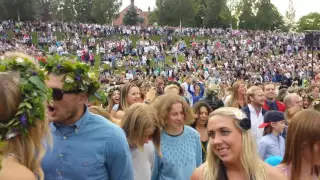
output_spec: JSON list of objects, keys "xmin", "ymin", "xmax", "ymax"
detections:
[{"xmin": 258, "ymin": 111, "xmax": 286, "ymax": 161}]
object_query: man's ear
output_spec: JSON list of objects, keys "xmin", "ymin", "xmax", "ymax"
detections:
[{"xmin": 77, "ymin": 92, "xmax": 89, "ymax": 105}]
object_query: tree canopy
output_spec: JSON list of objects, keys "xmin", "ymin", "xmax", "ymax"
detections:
[
  {"xmin": 151, "ymin": 0, "xmax": 290, "ymax": 30},
  {"xmin": 0, "ymin": 0, "xmax": 121, "ymax": 24},
  {"xmin": 0, "ymin": 0, "xmax": 318, "ymax": 32},
  {"xmin": 297, "ymin": 12, "xmax": 320, "ymax": 31},
  {"xmin": 123, "ymin": 5, "xmax": 144, "ymax": 25}
]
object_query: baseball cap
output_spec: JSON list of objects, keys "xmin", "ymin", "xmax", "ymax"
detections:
[{"xmin": 259, "ymin": 111, "xmax": 285, "ymax": 128}]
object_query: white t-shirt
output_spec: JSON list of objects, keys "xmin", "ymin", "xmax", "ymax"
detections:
[{"xmin": 131, "ymin": 142, "xmax": 155, "ymax": 180}]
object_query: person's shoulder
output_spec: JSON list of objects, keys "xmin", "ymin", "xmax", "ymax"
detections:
[
  {"xmin": 0, "ymin": 162, "xmax": 37, "ymax": 180},
  {"xmin": 115, "ymin": 110, "xmax": 125, "ymax": 119},
  {"xmin": 89, "ymin": 113, "xmax": 125, "ymax": 135},
  {"xmin": 190, "ymin": 164, "xmax": 205, "ymax": 180},
  {"xmin": 185, "ymin": 126, "xmax": 200, "ymax": 137},
  {"xmin": 89, "ymin": 112, "xmax": 117, "ymax": 127},
  {"xmin": 258, "ymin": 136, "xmax": 270, "ymax": 146},
  {"xmin": 263, "ymin": 162, "xmax": 287, "ymax": 179}
]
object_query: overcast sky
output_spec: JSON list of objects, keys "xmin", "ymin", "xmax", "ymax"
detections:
[{"xmin": 120, "ymin": 0, "xmax": 320, "ymax": 20}]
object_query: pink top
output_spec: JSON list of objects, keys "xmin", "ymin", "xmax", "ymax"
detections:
[{"xmin": 277, "ymin": 165, "xmax": 319, "ymax": 180}]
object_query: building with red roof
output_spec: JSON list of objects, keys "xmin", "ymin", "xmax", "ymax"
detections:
[{"xmin": 113, "ymin": 0, "xmax": 150, "ymax": 26}]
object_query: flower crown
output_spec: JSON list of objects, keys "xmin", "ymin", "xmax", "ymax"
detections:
[
  {"xmin": 106, "ymin": 85, "xmax": 120, "ymax": 97},
  {"xmin": 89, "ymin": 89, "xmax": 108, "ymax": 105},
  {"xmin": 311, "ymin": 99, "xmax": 320, "ymax": 109},
  {"xmin": 43, "ymin": 55, "xmax": 100, "ymax": 96},
  {"xmin": 302, "ymin": 94, "xmax": 314, "ymax": 101},
  {"xmin": 0, "ymin": 54, "xmax": 50, "ymax": 140}
]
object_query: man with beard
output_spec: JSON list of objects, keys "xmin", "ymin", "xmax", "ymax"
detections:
[
  {"xmin": 42, "ymin": 58, "xmax": 133, "ymax": 180},
  {"xmin": 262, "ymin": 83, "xmax": 286, "ymax": 112},
  {"xmin": 155, "ymin": 76, "xmax": 165, "ymax": 96},
  {"xmin": 242, "ymin": 86, "xmax": 268, "ymax": 143}
]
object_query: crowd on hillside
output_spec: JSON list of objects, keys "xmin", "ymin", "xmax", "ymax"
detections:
[{"xmin": 0, "ymin": 20, "xmax": 320, "ymax": 180}]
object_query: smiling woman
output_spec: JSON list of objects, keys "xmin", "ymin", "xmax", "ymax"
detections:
[
  {"xmin": 191, "ymin": 107, "xmax": 286, "ymax": 180},
  {"xmin": 115, "ymin": 83, "xmax": 141, "ymax": 119},
  {"xmin": 151, "ymin": 94, "xmax": 201, "ymax": 180}
]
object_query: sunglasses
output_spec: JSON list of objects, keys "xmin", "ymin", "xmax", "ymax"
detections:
[{"xmin": 52, "ymin": 88, "xmax": 82, "ymax": 101}]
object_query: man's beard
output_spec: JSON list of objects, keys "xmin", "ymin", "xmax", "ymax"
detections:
[{"xmin": 57, "ymin": 107, "xmax": 79, "ymax": 125}]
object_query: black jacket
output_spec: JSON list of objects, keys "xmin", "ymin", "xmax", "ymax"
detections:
[{"xmin": 241, "ymin": 105, "xmax": 268, "ymax": 121}]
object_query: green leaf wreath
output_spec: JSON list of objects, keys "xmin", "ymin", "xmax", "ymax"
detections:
[
  {"xmin": 89, "ymin": 89, "xmax": 108, "ymax": 106},
  {"xmin": 0, "ymin": 55, "xmax": 50, "ymax": 140},
  {"xmin": 43, "ymin": 55, "xmax": 100, "ymax": 96}
]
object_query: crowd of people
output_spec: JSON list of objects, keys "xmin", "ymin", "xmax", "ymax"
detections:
[{"xmin": 0, "ymin": 20, "xmax": 319, "ymax": 180}]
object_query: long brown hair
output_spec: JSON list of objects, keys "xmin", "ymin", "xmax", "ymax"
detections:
[
  {"xmin": 120, "ymin": 103, "xmax": 162, "ymax": 156},
  {"xmin": 281, "ymin": 109, "xmax": 320, "ymax": 180},
  {"xmin": 119, "ymin": 83, "xmax": 139, "ymax": 111},
  {"xmin": 192, "ymin": 101, "xmax": 212, "ymax": 127},
  {"xmin": 106, "ymin": 85, "xmax": 120, "ymax": 113},
  {"xmin": 226, "ymin": 81, "xmax": 247, "ymax": 108}
]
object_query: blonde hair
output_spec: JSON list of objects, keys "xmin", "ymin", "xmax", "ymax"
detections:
[
  {"xmin": 164, "ymin": 84, "xmax": 180, "ymax": 94},
  {"xmin": 285, "ymin": 106, "xmax": 303, "ymax": 124},
  {"xmin": 120, "ymin": 103, "xmax": 162, "ymax": 156},
  {"xmin": 226, "ymin": 81, "xmax": 247, "ymax": 108},
  {"xmin": 201, "ymin": 107, "xmax": 267, "ymax": 180},
  {"xmin": 151, "ymin": 93, "xmax": 195, "ymax": 128},
  {"xmin": 0, "ymin": 72, "xmax": 52, "ymax": 180},
  {"xmin": 89, "ymin": 106, "xmax": 118, "ymax": 124},
  {"xmin": 246, "ymin": 86, "xmax": 262, "ymax": 103},
  {"xmin": 282, "ymin": 109, "xmax": 320, "ymax": 180}
]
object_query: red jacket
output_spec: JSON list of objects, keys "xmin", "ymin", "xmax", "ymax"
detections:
[{"xmin": 263, "ymin": 100, "xmax": 286, "ymax": 112}]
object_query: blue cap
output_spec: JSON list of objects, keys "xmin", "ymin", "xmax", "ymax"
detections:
[{"xmin": 259, "ymin": 111, "xmax": 285, "ymax": 128}]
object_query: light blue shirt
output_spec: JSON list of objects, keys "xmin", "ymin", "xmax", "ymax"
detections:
[
  {"xmin": 42, "ymin": 106, "xmax": 134, "ymax": 180},
  {"xmin": 152, "ymin": 126, "xmax": 202, "ymax": 180},
  {"xmin": 258, "ymin": 133, "xmax": 285, "ymax": 160}
]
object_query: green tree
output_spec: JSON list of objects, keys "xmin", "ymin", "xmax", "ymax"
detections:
[
  {"xmin": 194, "ymin": 0, "xmax": 206, "ymax": 27},
  {"xmin": 297, "ymin": 12, "xmax": 320, "ymax": 31},
  {"xmin": 285, "ymin": 0, "xmax": 296, "ymax": 31},
  {"xmin": 204, "ymin": 0, "xmax": 232, "ymax": 28},
  {"xmin": 35, "ymin": 0, "xmax": 56, "ymax": 21},
  {"xmin": 91, "ymin": 0, "xmax": 121, "ymax": 24},
  {"xmin": 148, "ymin": 10, "xmax": 158, "ymax": 25},
  {"xmin": 123, "ymin": 5, "xmax": 143, "ymax": 25},
  {"xmin": 238, "ymin": 0, "xmax": 256, "ymax": 29},
  {"xmin": 227, "ymin": 0, "xmax": 241, "ymax": 29},
  {"xmin": 56, "ymin": 0, "xmax": 77, "ymax": 22},
  {"xmin": 0, "ymin": 0, "xmax": 36, "ymax": 21},
  {"xmin": 74, "ymin": 0, "xmax": 94, "ymax": 22},
  {"xmin": 155, "ymin": 0, "xmax": 195, "ymax": 27},
  {"xmin": 255, "ymin": 0, "xmax": 285, "ymax": 30}
]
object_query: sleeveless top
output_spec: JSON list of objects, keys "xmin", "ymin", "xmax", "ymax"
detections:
[{"xmin": 217, "ymin": 161, "xmax": 256, "ymax": 180}]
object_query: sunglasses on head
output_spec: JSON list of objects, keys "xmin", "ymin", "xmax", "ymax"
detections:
[{"xmin": 52, "ymin": 88, "xmax": 82, "ymax": 101}]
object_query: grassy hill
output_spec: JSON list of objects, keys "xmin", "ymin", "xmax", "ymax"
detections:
[{"xmin": 3, "ymin": 31, "xmax": 212, "ymax": 73}]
